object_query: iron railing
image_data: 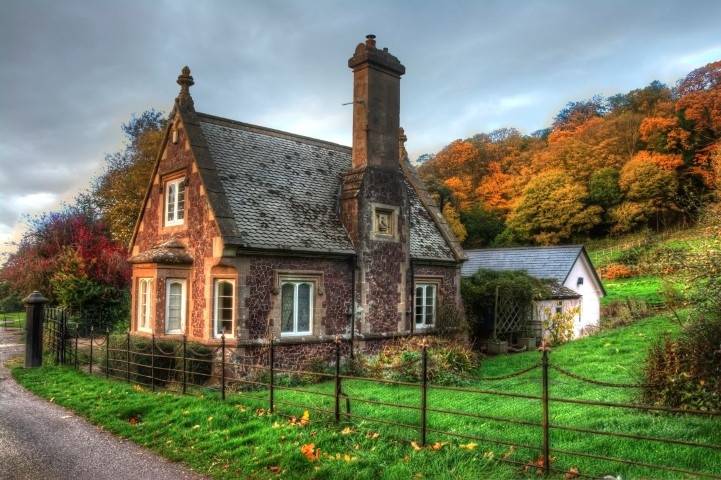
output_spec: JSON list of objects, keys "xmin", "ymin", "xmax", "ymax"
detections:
[{"xmin": 44, "ymin": 321, "xmax": 721, "ymax": 479}]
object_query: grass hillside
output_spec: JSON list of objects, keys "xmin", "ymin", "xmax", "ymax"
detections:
[{"xmin": 585, "ymin": 225, "xmax": 718, "ymax": 307}]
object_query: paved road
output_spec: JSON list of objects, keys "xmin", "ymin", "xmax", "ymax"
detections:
[{"xmin": 0, "ymin": 327, "xmax": 206, "ymax": 480}]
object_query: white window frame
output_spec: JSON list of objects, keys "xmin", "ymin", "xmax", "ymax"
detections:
[
  {"xmin": 165, "ymin": 177, "xmax": 186, "ymax": 226},
  {"xmin": 415, "ymin": 283, "xmax": 437, "ymax": 329},
  {"xmin": 280, "ymin": 281, "xmax": 313, "ymax": 337},
  {"xmin": 137, "ymin": 278, "xmax": 153, "ymax": 333},
  {"xmin": 213, "ymin": 279, "xmax": 235, "ymax": 339},
  {"xmin": 165, "ymin": 278, "xmax": 187, "ymax": 334}
]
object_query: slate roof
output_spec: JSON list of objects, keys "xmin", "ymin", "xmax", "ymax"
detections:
[
  {"xmin": 195, "ymin": 113, "xmax": 456, "ymax": 260},
  {"xmin": 544, "ymin": 282, "xmax": 582, "ymax": 300},
  {"xmin": 461, "ymin": 245, "xmax": 585, "ymax": 282}
]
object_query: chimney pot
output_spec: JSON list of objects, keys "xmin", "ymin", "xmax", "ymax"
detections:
[{"xmin": 365, "ymin": 34, "xmax": 376, "ymax": 47}]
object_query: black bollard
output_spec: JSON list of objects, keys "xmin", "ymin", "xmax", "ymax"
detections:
[{"xmin": 23, "ymin": 291, "xmax": 48, "ymax": 368}]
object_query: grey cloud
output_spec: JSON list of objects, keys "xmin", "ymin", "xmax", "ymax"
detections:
[{"xmin": 2, "ymin": 0, "xmax": 721, "ymax": 251}]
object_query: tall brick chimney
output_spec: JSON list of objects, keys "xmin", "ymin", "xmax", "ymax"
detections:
[
  {"xmin": 342, "ymin": 35, "xmax": 411, "ymax": 337},
  {"xmin": 348, "ymin": 34, "xmax": 406, "ymax": 170}
]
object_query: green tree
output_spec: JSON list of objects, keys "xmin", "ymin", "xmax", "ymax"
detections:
[
  {"xmin": 588, "ymin": 167, "xmax": 622, "ymax": 209},
  {"xmin": 460, "ymin": 206, "xmax": 505, "ymax": 248}
]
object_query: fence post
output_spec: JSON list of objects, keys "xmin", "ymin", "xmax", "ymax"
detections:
[
  {"xmin": 151, "ymin": 333, "xmax": 156, "ymax": 392},
  {"xmin": 23, "ymin": 291, "xmax": 48, "ymax": 368},
  {"xmin": 541, "ymin": 342, "xmax": 551, "ymax": 476},
  {"xmin": 182, "ymin": 335, "xmax": 187, "ymax": 395},
  {"xmin": 126, "ymin": 330, "xmax": 131, "ymax": 383},
  {"xmin": 89, "ymin": 326, "xmax": 94, "ymax": 374},
  {"xmin": 220, "ymin": 334, "xmax": 226, "ymax": 401},
  {"xmin": 105, "ymin": 328, "xmax": 110, "ymax": 379},
  {"xmin": 269, "ymin": 339, "xmax": 275, "ymax": 413},
  {"xmin": 74, "ymin": 327, "xmax": 79, "ymax": 370},
  {"xmin": 334, "ymin": 337, "xmax": 341, "ymax": 423},
  {"xmin": 60, "ymin": 310, "xmax": 67, "ymax": 365},
  {"xmin": 420, "ymin": 342, "xmax": 428, "ymax": 447}
]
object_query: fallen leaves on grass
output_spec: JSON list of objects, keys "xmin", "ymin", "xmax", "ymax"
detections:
[
  {"xmin": 340, "ymin": 427, "xmax": 354, "ymax": 435},
  {"xmin": 366, "ymin": 431, "xmax": 380, "ymax": 440},
  {"xmin": 565, "ymin": 467, "xmax": 580, "ymax": 479},
  {"xmin": 410, "ymin": 441, "xmax": 447, "ymax": 452},
  {"xmin": 128, "ymin": 415, "xmax": 141, "ymax": 426},
  {"xmin": 459, "ymin": 442, "xmax": 478, "ymax": 450},
  {"xmin": 255, "ymin": 408, "xmax": 268, "ymax": 416},
  {"xmin": 268, "ymin": 465, "xmax": 282, "ymax": 475},
  {"xmin": 289, "ymin": 410, "xmax": 311, "ymax": 427},
  {"xmin": 301, "ymin": 443, "xmax": 321, "ymax": 462}
]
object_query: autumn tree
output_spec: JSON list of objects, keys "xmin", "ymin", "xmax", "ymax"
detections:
[
  {"xmin": 507, "ymin": 170, "xmax": 602, "ymax": 244},
  {"xmin": 93, "ymin": 110, "xmax": 166, "ymax": 245},
  {"xmin": 611, "ymin": 151, "xmax": 682, "ymax": 232},
  {"xmin": 0, "ymin": 205, "xmax": 130, "ymax": 313},
  {"xmin": 441, "ymin": 203, "xmax": 467, "ymax": 243}
]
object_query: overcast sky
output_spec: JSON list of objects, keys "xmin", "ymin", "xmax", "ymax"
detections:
[{"xmin": 2, "ymin": 0, "xmax": 721, "ymax": 256}]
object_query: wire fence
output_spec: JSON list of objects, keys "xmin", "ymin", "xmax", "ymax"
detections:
[{"xmin": 41, "ymin": 307, "xmax": 721, "ymax": 479}]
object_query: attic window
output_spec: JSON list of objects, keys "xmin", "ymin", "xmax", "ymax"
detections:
[
  {"xmin": 165, "ymin": 177, "xmax": 186, "ymax": 226},
  {"xmin": 172, "ymin": 129, "xmax": 179, "ymax": 144},
  {"xmin": 577, "ymin": 277, "xmax": 584, "ymax": 287}
]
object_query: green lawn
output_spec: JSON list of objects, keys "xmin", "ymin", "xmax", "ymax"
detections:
[
  {"xmin": 1, "ymin": 311, "xmax": 24, "ymax": 329},
  {"xmin": 601, "ymin": 276, "xmax": 665, "ymax": 306},
  {"xmin": 13, "ymin": 313, "xmax": 721, "ymax": 479}
]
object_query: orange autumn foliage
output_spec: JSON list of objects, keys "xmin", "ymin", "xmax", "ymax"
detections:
[{"xmin": 417, "ymin": 60, "xmax": 721, "ymax": 245}]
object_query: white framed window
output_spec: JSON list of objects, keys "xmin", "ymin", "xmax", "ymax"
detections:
[
  {"xmin": 280, "ymin": 281, "xmax": 313, "ymax": 336},
  {"xmin": 165, "ymin": 279, "xmax": 187, "ymax": 334},
  {"xmin": 415, "ymin": 283, "xmax": 437, "ymax": 329},
  {"xmin": 137, "ymin": 278, "xmax": 153, "ymax": 332},
  {"xmin": 165, "ymin": 177, "xmax": 186, "ymax": 226},
  {"xmin": 213, "ymin": 279, "xmax": 235, "ymax": 338}
]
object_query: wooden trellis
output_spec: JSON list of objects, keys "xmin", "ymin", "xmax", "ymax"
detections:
[{"xmin": 493, "ymin": 286, "xmax": 529, "ymax": 339}]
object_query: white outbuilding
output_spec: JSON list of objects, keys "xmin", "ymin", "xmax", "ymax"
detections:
[{"xmin": 462, "ymin": 245, "xmax": 606, "ymax": 338}]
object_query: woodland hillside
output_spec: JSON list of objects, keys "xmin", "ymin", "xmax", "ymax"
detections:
[{"xmin": 418, "ymin": 60, "xmax": 721, "ymax": 247}]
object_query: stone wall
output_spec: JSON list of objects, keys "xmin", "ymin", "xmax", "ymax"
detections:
[{"xmin": 131, "ymin": 116, "xmax": 221, "ymax": 340}]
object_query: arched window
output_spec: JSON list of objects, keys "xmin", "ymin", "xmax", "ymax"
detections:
[
  {"xmin": 165, "ymin": 279, "xmax": 186, "ymax": 334},
  {"xmin": 137, "ymin": 278, "xmax": 153, "ymax": 332},
  {"xmin": 213, "ymin": 279, "xmax": 235, "ymax": 338},
  {"xmin": 280, "ymin": 281, "xmax": 313, "ymax": 336}
]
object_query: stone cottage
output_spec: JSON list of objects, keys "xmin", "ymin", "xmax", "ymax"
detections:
[{"xmin": 128, "ymin": 35, "xmax": 465, "ymax": 357}]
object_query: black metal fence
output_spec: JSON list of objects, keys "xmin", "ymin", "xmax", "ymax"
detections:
[{"xmin": 42, "ymin": 308, "xmax": 721, "ymax": 479}]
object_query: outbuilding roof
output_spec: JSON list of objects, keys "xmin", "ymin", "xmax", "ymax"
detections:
[{"xmin": 462, "ymin": 245, "xmax": 605, "ymax": 295}]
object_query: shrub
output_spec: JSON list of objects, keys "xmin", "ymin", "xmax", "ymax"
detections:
[
  {"xmin": 643, "ymin": 255, "xmax": 721, "ymax": 410},
  {"xmin": 434, "ymin": 302, "xmax": 469, "ymax": 339},
  {"xmin": 643, "ymin": 317, "xmax": 721, "ymax": 411},
  {"xmin": 185, "ymin": 342, "xmax": 214, "ymax": 386},
  {"xmin": 538, "ymin": 306, "xmax": 579, "ymax": 345},
  {"xmin": 599, "ymin": 263, "xmax": 637, "ymax": 280},
  {"xmin": 600, "ymin": 299, "xmax": 650, "ymax": 330},
  {"xmin": 353, "ymin": 337, "xmax": 478, "ymax": 386}
]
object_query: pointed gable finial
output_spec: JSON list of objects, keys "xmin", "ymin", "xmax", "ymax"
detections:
[{"xmin": 176, "ymin": 65, "xmax": 195, "ymax": 109}]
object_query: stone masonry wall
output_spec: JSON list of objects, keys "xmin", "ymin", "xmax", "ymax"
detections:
[{"xmin": 132, "ymin": 117, "xmax": 220, "ymax": 339}]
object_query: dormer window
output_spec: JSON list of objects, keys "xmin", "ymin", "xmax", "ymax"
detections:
[{"xmin": 165, "ymin": 177, "xmax": 185, "ymax": 226}]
